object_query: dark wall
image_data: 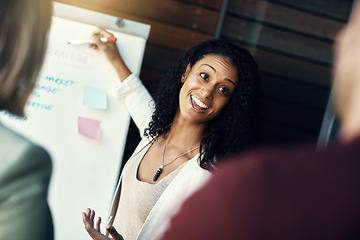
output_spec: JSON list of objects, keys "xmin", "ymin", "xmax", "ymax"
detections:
[
  {"xmin": 55, "ymin": 0, "xmax": 353, "ymax": 165},
  {"xmin": 224, "ymin": 0, "xmax": 352, "ymax": 147}
]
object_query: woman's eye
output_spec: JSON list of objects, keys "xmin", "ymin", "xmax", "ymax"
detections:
[
  {"xmin": 200, "ymin": 73, "xmax": 209, "ymax": 80},
  {"xmin": 219, "ymin": 86, "xmax": 229, "ymax": 95}
]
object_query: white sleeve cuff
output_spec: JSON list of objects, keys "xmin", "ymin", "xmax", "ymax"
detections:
[{"xmin": 113, "ymin": 73, "xmax": 142, "ymax": 98}]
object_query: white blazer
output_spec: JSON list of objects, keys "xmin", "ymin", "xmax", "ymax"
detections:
[{"xmin": 107, "ymin": 74, "xmax": 211, "ymax": 239}]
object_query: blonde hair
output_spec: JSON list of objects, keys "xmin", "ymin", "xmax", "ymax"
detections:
[{"xmin": 0, "ymin": 0, "xmax": 52, "ymax": 116}]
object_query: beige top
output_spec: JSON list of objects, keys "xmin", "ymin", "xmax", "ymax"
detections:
[{"xmin": 112, "ymin": 143, "xmax": 186, "ymax": 240}]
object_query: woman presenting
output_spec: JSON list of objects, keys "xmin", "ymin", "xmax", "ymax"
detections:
[{"xmin": 82, "ymin": 27, "xmax": 261, "ymax": 240}]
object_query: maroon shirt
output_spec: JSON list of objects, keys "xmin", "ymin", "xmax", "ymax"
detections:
[{"xmin": 161, "ymin": 137, "xmax": 360, "ymax": 240}]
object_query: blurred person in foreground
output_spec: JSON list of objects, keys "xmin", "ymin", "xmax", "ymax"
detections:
[
  {"xmin": 159, "ymin": 1, "xmax": 360, "ymax": 240},
  {"xmin": 0, "ymin": 0, "xmax": 54, "ymax": 239}
]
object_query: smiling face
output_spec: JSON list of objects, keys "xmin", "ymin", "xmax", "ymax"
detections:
[{"xmin": 177, "ymin": 54, "xmax": 238, "ymax": 125}]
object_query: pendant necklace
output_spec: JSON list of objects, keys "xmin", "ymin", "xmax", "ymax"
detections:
[{"xmin": 153, "ymin": 138, "xmax": 200, "ymax": 181}]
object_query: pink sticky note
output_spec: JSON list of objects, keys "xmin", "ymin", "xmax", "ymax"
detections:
[{"xmin": 78, "ymin": 116, "xmax": 101, "ymax": 141}]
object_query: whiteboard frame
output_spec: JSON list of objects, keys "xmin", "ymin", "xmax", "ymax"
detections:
[{"xmin": 53, "ymin": 2, "xmax": 150, "ymax": 40}]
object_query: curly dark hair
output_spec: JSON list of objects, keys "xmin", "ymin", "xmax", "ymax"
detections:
[{"xmin": 144, "ymin": 39, "xmax": 262, "ymax": 169}]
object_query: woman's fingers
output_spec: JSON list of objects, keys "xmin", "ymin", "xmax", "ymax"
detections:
[
  {"xmin": 95, "ymin": 216, "xmax": 102, "ymax": 232},
  {"xmin": 83, "ymin": 209, "xmax": 109, "ymax": 240},
  {"xmin": 87, "ymin": 227, "xmax": 108, "ymax": 240},
  {"xmin": 86, "ymin": 208, "xmax": 91, "ymax": 217},
  {"xmin": 82, "ymin": 212, "xmax": 93, "ymax": 232},
  {"xmin": 92, "ymin": 27, "xmax": 114, "ymax": 37},
  {"xmin": 90, "ymin": 209, "xmax": 96, "ymax": 221},
  {"xmin": 89, "ymin": 27, "xmax": 113, "ymax": 51},
  {"xmin": 82, "ymin": 212, "xmax": 89, "ymax": 225},
  {"xmin": 89, "ymin": 31, "xmax": 122, "ymax": 63},
  {"xmin": 90, "ymin": 27, "xmax": 114, "ymax": 50}
]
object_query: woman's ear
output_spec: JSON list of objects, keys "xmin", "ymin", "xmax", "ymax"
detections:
[{"xmin": 182, "ymin": 63, "xmax": 191, "ymax": 83}]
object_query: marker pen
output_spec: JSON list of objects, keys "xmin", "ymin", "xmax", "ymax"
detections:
[{"xmin": 67, "ymin": 36, "xmax": 117, "ymax": 45}]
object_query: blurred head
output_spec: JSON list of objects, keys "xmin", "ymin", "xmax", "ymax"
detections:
[
  {"xmin": 331, "ymin": 1, "xmax": 360, "ymax": 141},
  {"xmin": 0, "ymin": 0, "xmax": 52, "ymax": 116},
  {"xmin": 332, "ymin": 25, "xmax": 352, "ymax": 122}
]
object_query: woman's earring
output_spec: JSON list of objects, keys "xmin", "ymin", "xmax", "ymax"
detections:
[{"xmin": 181, "ymin": 78, "xmax": 185, "ymax": 83}]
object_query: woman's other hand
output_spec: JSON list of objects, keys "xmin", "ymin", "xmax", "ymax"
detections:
[{"xmin": 82, "ymin": 208, "xmax": 124, "ymax": 240}]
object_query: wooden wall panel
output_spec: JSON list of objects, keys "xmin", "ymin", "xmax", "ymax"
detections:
[
  {"xmin": 228, "ymin": 0, "xmax": 343, "ymax": 40},
  {"xmin": 222, "ymin": 16, "xmax": 333, "ymax": 65},
  {"xmin": 261, "ymin": 74, "xmax": 330, "ymax": 109},
  {"xmin": 268, "ymin": 0, "xmax": 353, "ymax": 21},
  {"xmin": 176, "ymin": 0, "xmax": 223, "ymax": 10},
  {"xmin": 263, "ymin": 98, "xmax": 324, "ymax": 133},
  {"xmin": 235, "ymin": 44, "xmax": 331, "ymax": 87},
  {"xmin": 146, "ymin": 22, "xmax": 212, "ymax": 51},
  {"xmin": 221, "ymin": 0, "xmax": 352, "ymax": 146},
  {"xmin": 253, "ymin": 48, "xmax": 331, "ymax": 87},
  {"xmin": 86, "ymin": 0, "xmax": 219, "ymax": 34},
  {"xmin": 142, "ymin": 45, "xmax": 183, "ymax": 73},
  {"xmin": 261, "ymin": 122, "xmax": 316, "ymax": 147}
]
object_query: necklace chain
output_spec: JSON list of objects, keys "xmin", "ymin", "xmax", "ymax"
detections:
[
  {"xmin": 153, "ymin": 138, "xmax": 200, "ymax": 181},
  {"xmin": 161, "ymin": 140, "xmax": 200, "ymax": 168}
]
